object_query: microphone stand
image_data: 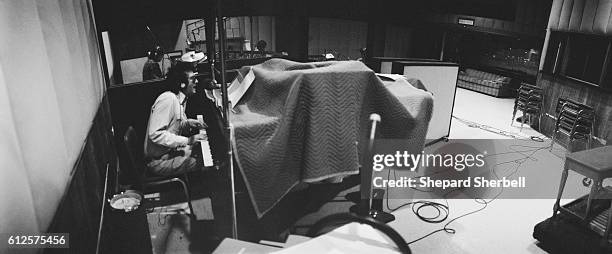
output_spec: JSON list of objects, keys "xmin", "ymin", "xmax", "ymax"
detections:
[
  {"xmin": 349, "ymin": 114, "xmax": 395, "ymax": 223},
  {"xmin": 216, "ymin": 0, "xmax": 238, "ymax": 239},
  {"xmin": 145, "ymin": 25, "xmax": 166, "ymax": 76}
]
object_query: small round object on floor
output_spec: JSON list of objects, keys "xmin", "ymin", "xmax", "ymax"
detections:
[
  {"xmin": 530, "ymin": 136, "xmax": 544, "ymax": 142},
  {"xmin": 109, "ymin": 191, "xmax": 142, "ymax": 212}
]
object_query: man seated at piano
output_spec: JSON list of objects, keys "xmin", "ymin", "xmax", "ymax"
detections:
[{"xmin": 144, "ymin": 65, "xmax": 209, "ymax": 175}]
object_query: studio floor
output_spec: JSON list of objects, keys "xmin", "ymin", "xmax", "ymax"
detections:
[
  {"xmin": 295, "ymin": 88, "xmax": 578, "ymax": 254},
  {"xmin": 386, "ymin": 88, "xmax": 559, "ymax": 254},
  {"xmin": 146, "ymin": 87, "xmax": 601, "ymax": 253}
]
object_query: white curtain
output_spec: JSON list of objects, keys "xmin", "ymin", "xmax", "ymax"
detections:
[
  {"xmin": 548, "ymin": 0, "xmax": 612, "ymax": 34},
  {"xmin": 0, "ymin": 0, "xmax": 105, "ymax": 244}
]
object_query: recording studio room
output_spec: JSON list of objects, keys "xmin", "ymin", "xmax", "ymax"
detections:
[{"xmin": 2, "ymin": 0, "xmax": 612, "ymax": 253}]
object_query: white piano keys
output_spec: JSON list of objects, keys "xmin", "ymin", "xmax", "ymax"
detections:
[{"xmin": 197, "ymin": 115, "xmax": 214, "ymax": 167}]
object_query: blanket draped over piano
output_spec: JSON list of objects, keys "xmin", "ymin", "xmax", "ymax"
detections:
[{"xmin": 230, "ymin": 59, "xmax": 433, "ymax": 218}]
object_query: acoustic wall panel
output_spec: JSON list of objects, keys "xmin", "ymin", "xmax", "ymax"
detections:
[
  {"xmin": 569, "ymin": 0, "xmax": 586, "ymax": 31},
  {"xmin": 549, "ymin": 0, "xmax": 612, "ymax": 35},
  {"xmin": 422, "ymin": 0, "xmax": 549, "ymax": 37},
  {"xmin": 579, "ymin": 0, "xmax": 598, "ymax": 33},
  {"xmin": 593, "ymin": 0, "xmax": 610, "ymax": 34},
  {"xmin": 607, "ymin": 2, "xmax": 612, "ymax": 34},
  {"xmin": 308, "ymin": 17, "xmax": 368, "ymax": 60},
  {"xmin": 558, "ymin": 0, "xmax": 575, "ymax": 30},
  {"xmin": 548, "ymin": 0, "xmax": 565, "ymax": 30}
]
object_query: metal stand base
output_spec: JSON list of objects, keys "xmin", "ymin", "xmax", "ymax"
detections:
[
  {"xmin": 425, "ymin": 136, "xmax": 449, "ymax": 147},
  {"xmin": 349, "ymin": 205, "xmax": 396, "ymax": 224},
  {"xmin": 347, "ymin": 188, "xmax": 395, "ymax": 224}
]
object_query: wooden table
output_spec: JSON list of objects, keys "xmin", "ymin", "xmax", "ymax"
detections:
[{"xmin": 553, "ymin": 146, "xmax": 612, "ymax": 245}]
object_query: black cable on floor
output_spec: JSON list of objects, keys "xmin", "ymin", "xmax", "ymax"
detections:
[
  {"xmin": 452, "ymin": 115, "xmax": 547, "ymax": 142},
  {"xmin": 383, "ymin": 134, "xmax": 553, "ymax": 245}
]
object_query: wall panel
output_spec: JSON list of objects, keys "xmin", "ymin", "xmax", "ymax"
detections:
[
  {"xmin": 579, "ymin": 0, "xmax": 598, "ymax": 32},
  {"xmin": 549, "ymin": 0, "xmax": 612, "ymax": 35},
  {"xmin": 569, "ymin": 0, "xmax": 586, "ymax": 30},
  {"xmin": 384, "ymin": 25, "xmax": 412, "ymax": 58},
  {"xmin": 308, "ymin": 17, "xmax": 368, "ymax": 60},
  {"xmin": 548, "ymin": 0, "xmax": 564, "ymax": 29},
  {"xmin": 424, "ymin": 0, "xmax": 549, "ymax": 37},
  {"xmin": 538, "ymin": 73, "xmax": 612, "ymax": 147}
]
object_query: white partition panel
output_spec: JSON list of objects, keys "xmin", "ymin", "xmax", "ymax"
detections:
[
  {"xmin": 380, "ymin": 62, "xmax": 393, "ymax": 74},
  {"xmin": 401, "ymin": 63, "xmax": 458, "ymax": 142}
]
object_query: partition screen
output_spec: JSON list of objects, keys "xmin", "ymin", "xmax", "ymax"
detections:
[{"xmin": 399, "ymin": 62, "xmax": 459, "ymax": 142}]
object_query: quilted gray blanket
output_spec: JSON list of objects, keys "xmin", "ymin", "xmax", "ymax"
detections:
[{"xmin": 230, "ymin": 59, "xmax": 433, "ymax": 217}]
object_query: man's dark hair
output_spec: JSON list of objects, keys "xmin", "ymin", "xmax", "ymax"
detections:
[
  {"xmin": 147, "ymin": 45, "xmax": 163, "ymax": 61},
  {"xmin": 256, "ymin": 40, "xmax": 267, "ymax": 52},
  {"xmin": 165, "ymin": 65, "xmax": 192, "ymax": 94}
]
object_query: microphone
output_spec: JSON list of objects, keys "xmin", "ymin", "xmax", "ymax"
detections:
[
  {"xmin": 144, "ymin": 25, "xmax": 166, "ymax": 75},
  {"xmin": 144, "ymin": 25, "xmax": 162, "ymax": 51},
  {"xmin": 365, "ymin": 113, "xmax": 394, "ymax": 223},
  {"xmin": 206, "ymin": 62, "xmax": 221, "ymax": 90},
  {"xmin": 369, "ymin": 113, "xmax": 381, "ymax": 144},
  {"xmin": 349, "ymin": 113, "xmax": 394, "ymax": 223},
  {"xmin": 359, "ymin": 113, "xmax": 381, "ymax": 216}
]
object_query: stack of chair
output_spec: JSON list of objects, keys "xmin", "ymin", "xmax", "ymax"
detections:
[
  {"xmin": 512, "ymin": 83, "xmax": 543, "ymax": 131},
  {"xmin": 550, "ymin": 98, "xmax": 595, "ymax": 152}
]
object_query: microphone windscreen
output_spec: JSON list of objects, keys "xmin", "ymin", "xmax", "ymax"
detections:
[{"xmin": 369, "ymin": 113, "xmax": 381, "ymax": 122}]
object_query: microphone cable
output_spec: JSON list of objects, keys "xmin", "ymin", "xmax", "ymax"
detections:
[
  {"xmin": 452, "ymin": 115, "xmax": 546, "ymax": 142},
  {"xmin": 384, "ymin": 138, "xmax": 553, "ymax": 245}
]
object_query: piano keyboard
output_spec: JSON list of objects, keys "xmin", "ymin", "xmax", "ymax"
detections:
[
  {"xmin": 197, "ymin": 115, "xmax": 214, "ymax": 167},
  {"xmin": 200, "ymin": 139, "xmax": 214, "ymax": 167}
]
